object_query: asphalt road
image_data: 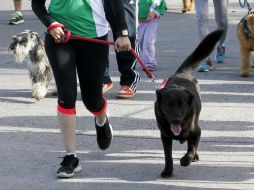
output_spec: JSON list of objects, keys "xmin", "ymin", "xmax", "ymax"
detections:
[{"xmin": 0, "ymin": 0, "xmax": 253, "ymax": 190}]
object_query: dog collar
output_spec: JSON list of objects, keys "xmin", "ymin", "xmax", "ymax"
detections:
[
  {"xmin": 159, "ymin": 77, "xmax": 169, "ymax": 89},
  {"xmin": 242, "ymin": 14, "xmax": 254, "ymax": 39}
]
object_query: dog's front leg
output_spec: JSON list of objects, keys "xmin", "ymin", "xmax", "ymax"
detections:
[
  {"xmin": 160, "ymin": 133, "xmax": 173, "ymax": 178},
  {"xmin": 240, "ymin": 46, "xmax": 250, "ymax": 77},
  {"xmin": 29, "ymin": 65, "xmax": 48, "ymax": 100},
  {"xmin": 180, "ymin": 130, "xmax": 200, "ymax": 167},
  {"xmin": 250, "ymin": 51, "xmax": 254, "ymax": 68}
]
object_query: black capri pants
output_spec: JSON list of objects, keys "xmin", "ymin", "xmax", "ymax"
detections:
[{"xmin": 45, "ymin": 33, "xmax": 108, "ymax": 115}]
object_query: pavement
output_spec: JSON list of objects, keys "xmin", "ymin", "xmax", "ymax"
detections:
[{"xmin": 0, "ymin": 1, "xmax": 254, "ymax": 190}]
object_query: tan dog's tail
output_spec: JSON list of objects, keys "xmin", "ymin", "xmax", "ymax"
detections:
[{"xmin": 176, "ymin": 29, "xmax": 224, "ymax": 74}]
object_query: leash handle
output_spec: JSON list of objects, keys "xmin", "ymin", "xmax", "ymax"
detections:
[{"xmin": 47, "ymin": 23, "xmax": 70, "ymax": 44}]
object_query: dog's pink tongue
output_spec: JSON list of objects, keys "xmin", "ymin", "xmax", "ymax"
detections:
[{"xmin": 171, "ymin": 124, "xmax": 182, "ymax": 136}]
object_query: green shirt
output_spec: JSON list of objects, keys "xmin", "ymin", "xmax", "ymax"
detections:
[
  {"xmin": 138, "ymin": 0, "xmax": 166, "ymax": 21},
  {"xmin": 49, "ymin": 0, "xmax": 109, "ymax": 38}
]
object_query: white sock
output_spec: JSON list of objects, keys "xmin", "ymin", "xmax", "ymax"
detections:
[
  {"xmin": 15, "ymin": 11, "xmax": 22, "ymax": 16},
  {"xmin": 66, "ymin": 153, "xmax": 77, "ymax": 158},
  {"xmin": 96, "ymin": 118, "xmax": 106, "ymax": 127}
]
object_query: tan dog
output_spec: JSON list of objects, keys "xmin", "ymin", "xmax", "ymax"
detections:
[
  {"xmin": 237, "ymin": 13, "xmax": 254, "ymax": 77},
  {"xmin": 182, "ymin": 0, "xmax": 195, "ymax": 13}
]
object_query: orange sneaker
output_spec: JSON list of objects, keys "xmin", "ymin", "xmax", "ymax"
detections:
[
  {"xmin": 103, "ymin": 82, "xmax": 113, "ymax": 94},
  {"xmin": 116, "ymin": 86, "xmax": 136, "ymax": 99}
]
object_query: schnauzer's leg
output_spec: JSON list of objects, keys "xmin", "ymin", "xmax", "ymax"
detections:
[
  {"xmin": 31, "ymin": 82, "xmax": 47, "ymax": 100},
  {"xmin": 46, "ymin": 66, "xmax": 58, "ymax": 96},
  {"xmin": 29, "ymin": 64, "xmax": 49, "ymax": 100}
]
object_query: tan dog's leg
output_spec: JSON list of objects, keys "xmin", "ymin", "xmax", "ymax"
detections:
[
  {"xmin": 190, "ymin": 0, "xmax": 195, "ymax": 10},
  {"xmin": 182, "ymin": 0, "xmax": 195, "ymax": 13},
  {"xmin": 250, "ymin": 51, "xmax": 254, "ymax": 68},
  {"xmin": 240, "ymin": 46, "xmax": 250, "ymax": 77},
  {"xmin": 182, "ymin": 0, "xmax": 188, "ymax": 13}
]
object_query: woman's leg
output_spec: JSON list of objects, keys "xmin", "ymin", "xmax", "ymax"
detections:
[
  {"xmin": 45, "ymin": 34, "xmax": 78, "ymax": 154},
  {"xmin": 195, "ymin": 0, "xmax": 209, "ymax": 41},
  {"xmin": 14, "ymin": 0, "xmax": 22, "ymax": 11},
  {"xmin": 142, "ymin": 20, "xmax": 159, "ymax": 67},
  {"xmin": 213, "ymin": 0, "xmax": 228, "ymax": 46},
  {"xmin": 75, "ymin": 35, "xmax": 112, "ymax": 150}
]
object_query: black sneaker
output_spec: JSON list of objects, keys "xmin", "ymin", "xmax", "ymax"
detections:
[
  {"xmin": 95, "ymin": 116, "xmax": 113, "ymax": 150},
  {"xmin": 57, "ymin": 155, "xmax": 82, "ymax": 178}
]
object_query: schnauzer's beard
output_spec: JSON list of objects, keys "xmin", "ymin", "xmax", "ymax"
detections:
[
  {"xmin": 13, "ymin": 39, "xmax": 37, "ymax": 63},
  {"xmin": 14, "ymin": 44, "xmax": 30, "ymax": 63}
]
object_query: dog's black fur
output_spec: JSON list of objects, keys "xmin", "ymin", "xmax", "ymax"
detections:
[{"xmin": 155, "ymin": 29, "xmax": 223, "ymax": 178}]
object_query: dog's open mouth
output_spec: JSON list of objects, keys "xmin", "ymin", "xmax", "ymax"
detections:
[{"xmin": 171, "ymin": 124, "xmax": 182, "ymax": 136}]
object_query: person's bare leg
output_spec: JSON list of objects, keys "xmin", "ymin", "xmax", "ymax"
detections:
[
  {"xmin": 95, "ymin": 111, "xmax": 107, "ymax": 125},
  {"xmin": 14, "ymin": 0, "xmax": 22, "ymax": 12},
  {"xmin": 10, "ymin": 0, "xmax": 24, "ymax": 25},
  {"xmin": 58, "ymin": 111, "xmax": 76, "ymax": 153}
]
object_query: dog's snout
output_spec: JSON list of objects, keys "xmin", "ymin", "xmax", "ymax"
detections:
[
  {"xmin": 171, "ymin": 117, "xmax": 181, "ymax": 125},
  {"xmin": 9, "ymin": 44, "xmax": 15, "ymax": 50},
  {"xmin": 9, "ymin": 39, "xmax": 18, "ymax": 50}
]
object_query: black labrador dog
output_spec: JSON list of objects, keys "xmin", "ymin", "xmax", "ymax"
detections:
[{"xmin": 155, "ymin": 29, "xmax": 223, "ymax": 178}]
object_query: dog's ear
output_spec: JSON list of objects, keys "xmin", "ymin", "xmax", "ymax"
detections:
[
  {"xmin": 184, "ymin": 89, "xmax": 195, "ymax": 106},
  {"xmin": 156, "ymin": 88, "xmax": 166, "ymax": 103},
  {"xmin": 30, "ymin": 31, "xmax": 38, "ymax": 38}
]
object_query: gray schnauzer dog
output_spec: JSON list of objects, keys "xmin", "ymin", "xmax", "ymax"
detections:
[{"xmin": 9, "ymin": 30, "xmax": 55, "ymax": 100}]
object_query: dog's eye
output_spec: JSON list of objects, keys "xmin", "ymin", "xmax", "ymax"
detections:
[
  {"xmin": 18, "ymin": 38, "xmax": 28, "ymax": 43},
  {"xmin": 177, "ymin": 100, "xmax": 183, "ymax": 106},
  {"xmin": 168, "ymin": 101, "xmax": 174, "ymax": 107}
]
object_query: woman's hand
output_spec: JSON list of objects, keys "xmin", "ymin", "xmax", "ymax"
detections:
[
  {"xmin": 114, "ymin": 36, "xmax": 131, "ymax": 52},
  {"xmin": 49, "ymin": 22, "xmax": 65, "ymax": 41},
  {"xmin": 147, "ymin": 12, "xmax": 157, "ymax": 20}
]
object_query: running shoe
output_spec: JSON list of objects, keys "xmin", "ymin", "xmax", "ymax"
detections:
[
  {"xmin": 95, "ymin": 116, "xmax": 113, "ymax": 150},
  {"xmin": 197, "ymin": 59, "xmax": 213, "ymax": 72},
  {"xmin": 215, "ymin": 46, "xmax": 226, "ymax": 63},
  {"xmin": 57, "ymin": 154, "xmax": 82, "ymax": 178},
  {"xmin": 103, "ymin": 82, "xmax": 113, "ymax": 94},
  {"xmin": 146, "ymin": 65, "xmax": 157, "ymax": 71},
  {"xmin": 116, "ymin": 86, "xmax": 136, "ymax": 98},
  {"xmin": 9, "ymin": 12, "xmax": 24, "ymax": 25}
]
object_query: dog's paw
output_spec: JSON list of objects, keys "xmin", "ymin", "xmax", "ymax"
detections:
[
  {"xmin": 192, "ymin": 154, "xmax": 199, "ymax": 162},
  {"xmin": 240, "ymin": 71, "xmax": 250, "ymax": 77},
  {"xmin": 161, "ymin": 168, "xmax": 173, "ymax": 178},
  {"xmin": 180, "ymin": 153, "xmax": 199, "ymax": 166},
  {"xmin": 32, "ymin": 94, "xmax": 44, "ymax": 101},
  {"xmin": 182, "ymin": 9, "xmax": 187, "ymax": 13},
  {"xmin": 32, "ymin": 83, "xmax": 47, "ymax": 100},
  {"xmin": 180, "ymin": 155, "xmax": 192, "ymax": 167}
]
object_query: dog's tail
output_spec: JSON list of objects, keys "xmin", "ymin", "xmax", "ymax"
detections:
[{"xmin": 175, "ymin": 29, "xmax": 224, "ymax": 74}]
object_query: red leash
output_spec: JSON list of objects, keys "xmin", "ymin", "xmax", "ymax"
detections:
[{"xmin": 48, "ymin": 23, "xmax": 155, "ymax": 81}]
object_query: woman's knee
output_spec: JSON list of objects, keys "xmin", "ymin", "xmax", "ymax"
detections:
[{"xmin": 83, "ymin": 96, "xmax": 107, "ymax": 115}]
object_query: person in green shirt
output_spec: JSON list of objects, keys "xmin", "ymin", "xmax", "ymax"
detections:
[{"xmin": 32, "ymin": 0, "xmax": 131, "ymax": 178}]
